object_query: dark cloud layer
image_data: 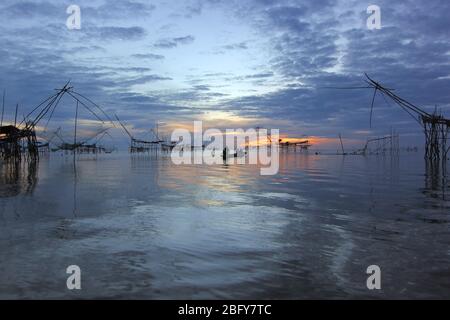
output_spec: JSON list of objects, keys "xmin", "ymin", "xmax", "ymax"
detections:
[
  {"xmin": 0, "ymin": 0, "xmax": 449, "ymax": 148},
  {"xmin": 153, "ymin": 35, "xmax": 195, "ymax": 49}
]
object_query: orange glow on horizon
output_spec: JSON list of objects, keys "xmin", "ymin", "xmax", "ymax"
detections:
[
  {"xmin": 157, "ymin": 120, "xmax": 363, "ymax": 149},
  {"xmin": 279, "ymin": 137, "xmax": 337, "ymax": 146}
]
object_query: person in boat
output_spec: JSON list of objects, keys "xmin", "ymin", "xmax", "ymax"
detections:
[
  {"xmin": 222, "ymin": 147, "xmax": 228, "ymax": 161},
  {"xmin": 223, "ymin": 147, "xmax": 239, "ymax": 160}
]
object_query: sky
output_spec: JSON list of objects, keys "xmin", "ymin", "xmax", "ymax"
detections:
[{"xmin": 0, "ymin": 0, "xmax": 449, "ymax": 150}]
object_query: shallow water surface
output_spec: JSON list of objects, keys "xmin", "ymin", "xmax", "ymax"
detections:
[{"xmin": 0, "ymin": 153, "xmax": 449, "ymax": 299}]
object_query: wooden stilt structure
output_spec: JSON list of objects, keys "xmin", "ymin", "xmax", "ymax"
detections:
[
  {"xmin": 330, "ymin": 74, "xmax": 449, "ymax": 171},
  {"xmin": 115, "ymin": 114, "xmax": 161, "ymax": 153},
  {"xmin": 1, "ymin": 82, "xmax": 113, "ymax": 162},
  {"xmin": 363, "ymin": 74, "xmax": 449, "ymax": 166}
]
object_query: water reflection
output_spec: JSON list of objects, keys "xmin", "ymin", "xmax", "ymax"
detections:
[
  {"xmin": 0, "ymin": 160, "xmax": 38, "ymax": 198},
  {"xmin": 424, "ymin": 159, "xmax": 448, "ymax": 200},
  {"xmin": 1, "ymin": 153, "xmax": 450, "ymax": 299}
]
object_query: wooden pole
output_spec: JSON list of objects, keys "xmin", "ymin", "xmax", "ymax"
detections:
[
  {"xmin": 74, "ymin": 100, "xmax": 79, "ymax": 152},
  {"xmin": 14, "ymin": 103, "xmax": 18, "ymax": 127},
  {"xmin": 1, "ymin": 90, "xmax": 5, "ymax": 127},
  {"xmin": 339, "ymin": 134, "xmax": 345, "ymax": 155}
]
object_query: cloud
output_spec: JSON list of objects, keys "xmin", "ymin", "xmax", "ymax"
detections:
[
  {"xmin": 193, "ymin": 85, "xmax": 210, "ymax": 91},
  {"xmin": 153, "ymin": 35, "xmax": 195, "ymax": 48},
  {"xmin": 113, "ymin": 67, "xmax": 153, "ymax": 73},
  {"xmin": 223, "ymin": 42, "xmax": 248, "ymax": 50},
  {"xmin": 1, "ymin": 0, "xmax": 450, "ymax": 148},
  {"xmin": 2, "ymin": 1, "xmax": 61, "ymax": 18},
  {"xmin": 244, "ymin": 72, "xmax": 274, "ymax": 79},
  {"xmin": 184, "ymin": 1, "xmax": 204, "ymax": 18},
  {"xmin": 83, "ymin": 1, "xmax": 156, "ymax": 20},
  {"xmin": 122, "ymin": 75, "xmax": 173, "ymax": 86},
  {"xmin": 132, "ymin": 53, "xmax": 165, "ymax": 60},
  {"xmin": 86, "ymin": 26, "xmax": 147, "ymax": 41}
]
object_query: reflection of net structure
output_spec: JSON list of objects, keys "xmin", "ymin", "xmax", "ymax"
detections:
[{"xmin": 0, "ymin": 161, "xmax": 37, "ymax": 198}]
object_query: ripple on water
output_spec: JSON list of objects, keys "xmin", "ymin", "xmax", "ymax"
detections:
[{"xmin": 0, "ymin": 153, "xmax": 450, "ymax": 299}]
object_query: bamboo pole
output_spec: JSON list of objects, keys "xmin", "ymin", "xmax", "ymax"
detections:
[
  {"xmin": 74, "ymin": 100, "xmax": 79, "ymax": 154},
  {"xmin": 339, "ymin": 134, "xmax": 345, "ymax": 155},
  {"xmin": 14, "ymin": 104, "xmax": 18, "ymax": 127},
  {"xmin": 1, "ymin": 90, "xmax": 5, "ymax": 127}
]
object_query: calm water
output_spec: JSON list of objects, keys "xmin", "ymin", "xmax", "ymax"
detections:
[{"xmin": 0, "ymin": 152, "xmax": 449, "ymax": 299}]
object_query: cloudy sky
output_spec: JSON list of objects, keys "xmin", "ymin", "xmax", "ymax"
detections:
[{"xmin": 0, "ymin": 0, "xmax": 449, "ymax": 149}]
